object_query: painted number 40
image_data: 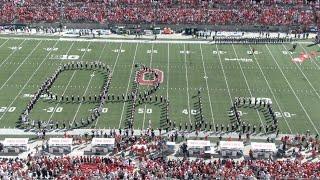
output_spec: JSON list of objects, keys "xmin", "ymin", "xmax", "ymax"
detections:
[{"xmin": 182, "ymin": 109, "xmax": 198, "ymax": 115}]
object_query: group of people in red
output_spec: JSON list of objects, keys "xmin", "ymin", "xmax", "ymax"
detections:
[
  {"xmin": 0, "ymin": 130, "xmax": 320, "ymax": 179},
  {"xmin": 0, "ymin": 153, "xmax": 320, "ymax": 179},
  {"xmin": 0, "ymin": 0, "xmax": 319, "ymax": 26}
]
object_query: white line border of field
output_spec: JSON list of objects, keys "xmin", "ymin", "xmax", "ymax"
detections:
[
  {"xmin": 0, "ymin": 36, "xmax": 318, "ymax": 45},
  {"xmin": 265, "ymin": 44, "xmax": 319, "ymax": 134}
]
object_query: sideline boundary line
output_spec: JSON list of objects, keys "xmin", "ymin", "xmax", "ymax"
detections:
[{"xmin": 0, "ymin": 36, "xmax": 316, "ymax": 45}]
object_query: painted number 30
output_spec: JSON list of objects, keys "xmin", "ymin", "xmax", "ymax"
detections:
[
  {"xmin": 0, "ymin": 107, "xmax": 16, "ymax": 113},
  {"xmin": 47, "ymin": 107, "xmax": 63, "ymax": 113}
]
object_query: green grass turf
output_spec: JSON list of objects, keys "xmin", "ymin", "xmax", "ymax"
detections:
[{"xmin": 0, "ymin": 37, "xmax": 319, "ymax": 135}]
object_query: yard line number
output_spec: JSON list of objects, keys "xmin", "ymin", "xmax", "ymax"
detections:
[
  {"xmin": 275, "ymin": 112, "xmax": 296, "ymax": 118},
  {"xmin": 50, "ymin": 55, "xmax": 80, "ymax": 60},
  {"xmin": 44, "ymin": 47, "xmax": 58, "ymax": 51},
  {"xmin": 247, "ymin": 50, "xmax": 261, "ymax": 55},
  {"xmin": 147, "ymin": 50, "xmax": 158, "ymax": 54},
  {"xmin": 78, "ymin": 48, "xmax": 92, "ymax": 52},
  {"xmin": 282, "ymin": 51, "xmax": 295, "ymax": 55},
  {"xmin": 113, "ymin": 49, "xmax": 125, "ymax": 53},
  {"xmin": 45, "ymin": 107, "xmax": 63, "ymax": 113},
  {"xmin": 182, "ymin": 109, "xmax": 198, "ymax": 115},
  {"xmin": 213, "ymin": 50, "xmax": 226, "ymax": 54},
  {"xmin": 9, "ymin": 46, "xmax": 22, "ymax": 50},
  {"xmin": 138, "ymin": 108, "xmax": 152, "ymax": 114},
  {"xmin": 0, "ymin": 106, "xmax": 16, "ymax": 113},
  {"xmin": 89, "ymin": 108, "xmax": 109, "ymax": 113}
]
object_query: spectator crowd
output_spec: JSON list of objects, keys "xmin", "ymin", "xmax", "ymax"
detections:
[
  {"xmin": 1, "ymin": 152, "xmax": 320, "ymax": 179},
  {"xmin": 0, "ymin": 129, "xmax": 319, "ymax": 179},
  {"xmin": 0, "ymin": 0, "xmax": 318, "ymax": 27}
]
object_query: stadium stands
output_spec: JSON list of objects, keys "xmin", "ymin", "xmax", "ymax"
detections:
[
  {"xmin": 0, "ymin": 131, "xmax": 319, "ymax": 179},
  {"xmin": 0, "ymin": 144, "xmax": 320, "ymax": 178},
  {"xmin": 0, "ymin": 0, "xmax": 318, "ymax": 26}
]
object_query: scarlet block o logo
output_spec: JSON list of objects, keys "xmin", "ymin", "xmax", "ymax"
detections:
[{"xmin": 135, "ymin": 68, "xmax": 164, "ymax": 86}]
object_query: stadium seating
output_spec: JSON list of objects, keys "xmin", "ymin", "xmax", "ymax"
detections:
[
  {"xmin": 0, "ymin": 152, "xmax": 320, "ymax": 178},
  {"xmin": 0, "ymin": 0, "xmax": 318, "ymax": 26},
  {"xmin": 0, "ymin": 132, "xmax": 319, "ymax": 178}
]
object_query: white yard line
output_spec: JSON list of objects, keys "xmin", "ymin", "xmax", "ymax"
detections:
[
  {"xmin": 47, "ymin": 42, "xmax": 91, "ymax": 123},
  {"xmin": 71, "ymin": 42, "xmax": 108, "ymax": 126},
  {"xmin": 116, "ymin": 43, "xmax": 139, "ymax": 129},
  {"xmin": 249, "ymin": 45, "xmax": 293, "ymax": 134},
  {"xmin": 94, "ymin": 42, "xmax": 124, "ymax": 127},
  {"xmin": 183, "ymin": 44, "xmax": 192, "ymax": 124},
  {"xmin": 265, "ymin": 44, "xmax": 319, "ymax": 134},
  {"xmin": 71, "ymin": 72, "xmax": 95, "ymax": 125},
  {"xmin": 215, "ymin": 45, "xmax": 233, "ymax": 103},
  {"xmin": 0, "ymin": 39, "xmax": 9, "ymax": 48},
  {"xmin": 0, "ymin": 39, "xmax": 26, "ymax": 70},
  {"xmin": 142, "ymin": 43, "xmax": 155, "ymax": 129},
  {"xmin": 199, "ymin": 44, "xmax": 215, "ymax": 125},
  {"xmin": 282, "ymin": 44, "xmax": 320, "ymax": 101},
  {"xmin": 167, "ymin": 44, "xmax": 170, "ymax": 99},
  {"xmin": 0, "ymin": 40, "xmax": 60, "ymax": 121},
  {"xmin": 231, "ymin": 44, "xmax": 266, "ymax": 132},
  {"xmin": 0, "ymin": 40, "xmax": 42, "ymax": 91}
]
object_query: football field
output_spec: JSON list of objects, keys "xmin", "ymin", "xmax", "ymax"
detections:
[{"xmin": 0, "ymin": 37, "xmax": 320, "ymax": 134}]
